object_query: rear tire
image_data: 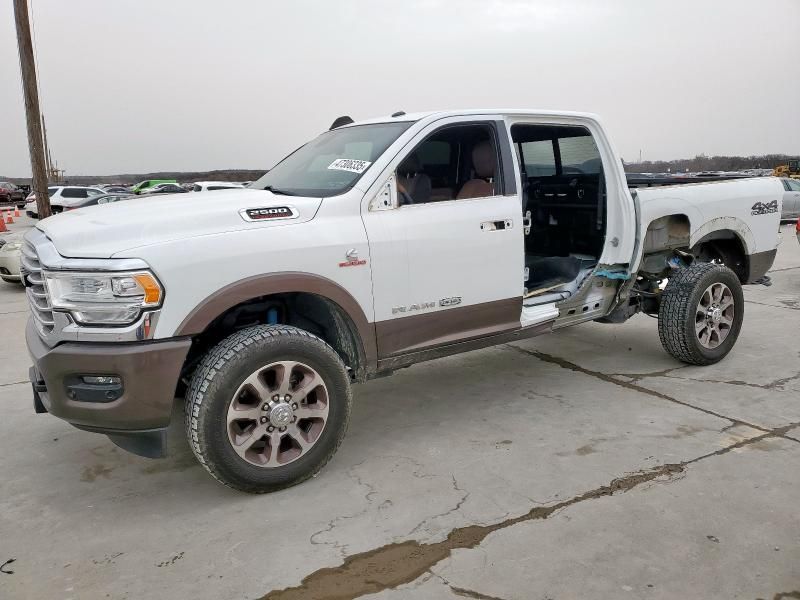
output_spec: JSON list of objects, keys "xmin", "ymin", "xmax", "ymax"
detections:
[
  {"xmin": 185, "ymin": 325, "xmax": 352, "ymax": 493},
  {"xmin": 658, "ymin": 262, "xmax": 744, "ymax": 365}
]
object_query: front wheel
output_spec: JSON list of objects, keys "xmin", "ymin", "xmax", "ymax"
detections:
[
  {"xmin": 185, "ymin": 325, "xmax": 352, "ymax": 493},
  {"xmin": 658, "ymin": 262, "xmax": 744, "ymax": 365}
]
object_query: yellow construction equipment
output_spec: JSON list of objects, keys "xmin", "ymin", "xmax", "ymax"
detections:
[{"xmin": 773, "ymin": 159, "xmax": 800, "ymax": 179}]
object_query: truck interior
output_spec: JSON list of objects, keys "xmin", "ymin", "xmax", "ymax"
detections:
[
  {"xmin": 510, "ymin": 124, "xmax": 607, "ymax": 305},
  {"xmin": 397, "ymin": 124, "xmax": 501, "ymax": 204},
  {"xmin": 394, "ymin": 121, "xmax": 608, "ymax": 308}
]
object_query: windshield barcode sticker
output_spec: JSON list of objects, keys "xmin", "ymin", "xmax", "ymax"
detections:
[{"xmin": 328, "ymin": 158, "xmax": 371, "ymax": 174}]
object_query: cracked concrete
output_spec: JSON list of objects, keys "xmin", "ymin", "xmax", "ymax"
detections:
[
  {"xmin": 0, "ymin": 220, "xmax": 798, "ymax": 600},
  {"xmin": 263, "ymin": 423, "xmax": 795, "ymax": 600},
  {"xmin": 413, "ymin": 437, "xmax": 800, "ymax": 600},
  {"xmin": 260, "ymin": 462, "xmax": 688, "ymax": 600}
]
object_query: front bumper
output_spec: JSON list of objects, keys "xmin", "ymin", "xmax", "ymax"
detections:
[{"xmin": 26, "ymin": 319, "xmax": 192, "ymax": 457}]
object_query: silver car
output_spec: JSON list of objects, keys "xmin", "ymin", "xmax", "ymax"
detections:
[
  {"xmin": 0, "ymin": 231, "xmax": 24, "ymax": 284},
  {"xmin": 781, "ymin": 178, "xmax": 800, "ymax": 221}
]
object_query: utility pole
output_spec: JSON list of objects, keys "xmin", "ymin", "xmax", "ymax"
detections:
[{"xmin": 14, "ymin": 0, "xmax": 51, "ymax": 218}]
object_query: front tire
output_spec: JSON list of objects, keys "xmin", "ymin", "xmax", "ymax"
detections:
[
  {"xmin": 658, "ymin": 262, "xmax": 744, "ymax": 365},
  {"xmin": 185, "ymin": 325, "xmax": 352, "ymax": 493}
]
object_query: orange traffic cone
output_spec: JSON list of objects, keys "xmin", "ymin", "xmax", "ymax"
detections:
[
  {"xmin": 13, "ymin": 208, "xmax": 20, "ymax": 217},
  {"xmin": 5, "ymin": 214, "xmax": 13, "ymax": 224},
  {"xmin": 0, "ymin": 215, "xmax": 6, "ymax": 232}
]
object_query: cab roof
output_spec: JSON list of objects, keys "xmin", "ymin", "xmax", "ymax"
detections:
[{"xmin": 346, "ymin": 109, "xmax": 600, "ymax": 127}]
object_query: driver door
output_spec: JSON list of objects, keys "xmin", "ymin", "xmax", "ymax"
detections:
[{"xmin": 362, "ymin": 117, "xmax": 524, "ymax": 359}]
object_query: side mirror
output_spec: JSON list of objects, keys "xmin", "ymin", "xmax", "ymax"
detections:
[{"xmin": 369, "ymin": 175, "xmax": 398, "ymax": 211}]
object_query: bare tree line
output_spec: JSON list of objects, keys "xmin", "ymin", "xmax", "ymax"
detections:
[{"xmin": 623, "ymin": 154, "xmax": 798, "ymax": 173}]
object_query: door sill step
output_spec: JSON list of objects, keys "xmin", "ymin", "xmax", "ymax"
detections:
[{"xmin": 520, "ymin": 302, "xmax": 559, "ymax": 328}]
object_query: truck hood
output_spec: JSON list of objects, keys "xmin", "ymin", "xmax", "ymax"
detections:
[{"xmin": 37, "ymin": 189, "xmax": 323, "ymax": 258}]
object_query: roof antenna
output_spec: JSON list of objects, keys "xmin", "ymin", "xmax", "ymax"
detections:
[
  {"xmin": 391, "ymin": 110, "xmax": 406, "ymax": 117},
  {"xmin": 329, "ymin": 115, "xmax": 354, "ymax": 130}
]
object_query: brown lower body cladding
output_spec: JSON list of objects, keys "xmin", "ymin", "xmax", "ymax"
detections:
[
  {"xmin": 26, "ymin": 320, "xmax": 191, "ymax": 431},
  {"xmin": 374, "ymin": 297, "xmax": 553, "ymax": 372}
]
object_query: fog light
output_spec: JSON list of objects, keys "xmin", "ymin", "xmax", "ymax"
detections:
[
  {"xmin": 65, "ymin": 374, "xmax": 124, "ymax": 403},
  {"xmin": 82, "ymin": 376, "xmax": 121, "ymax": 385}
]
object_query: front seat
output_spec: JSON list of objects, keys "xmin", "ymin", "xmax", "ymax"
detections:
[
  {"xmin": 457, "ymin": 140, "xmax": 496, "ymax": 199},
  {"xmin": 397, "ymin": 153, "xmax": 432, "ymax": 204}
]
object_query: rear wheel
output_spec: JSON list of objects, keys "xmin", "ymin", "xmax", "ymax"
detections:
[
  {"xmin": 658, "ymin": 262, "xmax": 744, "ymax": 365},
  {"xmin": 185, "ymin": 325, "xmax": 352, "ymax": 493}
]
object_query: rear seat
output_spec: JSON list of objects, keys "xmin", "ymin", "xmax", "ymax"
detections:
[{"xmin": 525, "ymin": 175, "xmax": 603, "ymax": 257}]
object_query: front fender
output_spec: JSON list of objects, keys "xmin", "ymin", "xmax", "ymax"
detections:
[{"xmin": 174, "ymin": 271, "xmax": 377, "ymax": 369}]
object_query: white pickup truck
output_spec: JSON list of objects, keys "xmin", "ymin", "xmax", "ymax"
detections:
[{"xmin": 22, "ymin": 109, "xmax": 783, "ymax": 493}]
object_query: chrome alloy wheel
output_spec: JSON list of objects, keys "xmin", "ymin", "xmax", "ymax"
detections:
[
  {"xmin": 695, "ymin": 282, "xmax": 735, "ymax": 349},
  {"xmin": 226, "ymin": 361, "xmax": 329, "ymax": 467}
]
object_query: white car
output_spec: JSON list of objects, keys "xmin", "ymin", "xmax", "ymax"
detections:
[
  {"xmin": 25, "ymin": 186, "xmax": 106, "ymax": 218},
  {"xmin": 22, "ymin": 109, "xmax": 783, "ymax": 493},
  {"xmin": 780, "ymin": 178, "xmax": 800, "ymax": 221},
  {"xmin": 191, "ymin": 181, "xmax": 245, "ymax": 192}
]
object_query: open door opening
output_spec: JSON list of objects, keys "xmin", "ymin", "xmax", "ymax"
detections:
[{"xmin": 511, "ymin": 124, "xmax": 607, "ymax": 306}]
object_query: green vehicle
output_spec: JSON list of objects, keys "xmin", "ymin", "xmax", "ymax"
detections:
[{"xmin": 131, "ymin": 179, "xmax": 178, "ymax": 194}]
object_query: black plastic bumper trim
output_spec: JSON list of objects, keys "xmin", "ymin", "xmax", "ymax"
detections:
[{"xmin": 72, "ymin": 424, "xmax": 168, "ymax": 459}]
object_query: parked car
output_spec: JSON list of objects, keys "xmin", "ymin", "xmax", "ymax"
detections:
[
  {"xmin": 141, "ymin": 183, "xmax": 188, "ymax": 195},
  {"xmin": 102, "ymin": 185, "xmax": 131, "ymax": 194},
  {"xmin": 60, "ymin": 193, "xmax": 134, "ymax": 211},
  {"xmin": 0, "ymin": 231, "xmax": 24, "ymax": 284},
  {"xmin": 780, "ymin": 178, "xmax": 800, "ymax": 221},
  {"xmin": 0, "ymin": 182, "xmax": 26, "ymax": 208},
  {"xmin": 25, "ymin": 186, "xmax": 106, "ymax": 218},
  {"xmin": 131, "ymin": 179, "xmax": 177, "ymax": 194},
  {"xmin": 191, "ymin": 181, "xmax": 245, "ymax": 192},
  {"xmin": 22, "ymin": 109, "xmax": 783, "ymax": 493}
]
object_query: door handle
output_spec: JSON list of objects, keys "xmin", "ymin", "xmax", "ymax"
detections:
[{"xmin": 480, "ymin": 219, "xmax": 513, "ymax": 231}]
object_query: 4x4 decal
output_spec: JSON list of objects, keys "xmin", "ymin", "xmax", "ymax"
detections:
[{"xmin": 751, "ymin": 200, "xmax": 778, "ymax": 216}]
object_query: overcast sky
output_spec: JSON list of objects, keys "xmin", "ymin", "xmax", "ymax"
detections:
[{"xmin": 2, "ymin": 0, "xmax": 798, "ymax": 176}]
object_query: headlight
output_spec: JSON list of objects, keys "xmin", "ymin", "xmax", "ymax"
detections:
[
  {"xmin": 43, "ymin": 271, "xmax": 163, "ymax": 325},
  {"xmin": 2, "ymin": 242, "xmax": 22, "ymax": 252}
]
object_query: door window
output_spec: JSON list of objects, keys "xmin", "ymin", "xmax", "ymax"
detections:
[
  {"xmin": 558, "ymin": 135, "xmax": 602, "ymax": 174},
  {"xmin": 396, "ymin": 124, "xmax": 503, "ymax": 205},
  {"xmin": 518, "ymin": 140, "xmax": 556, "ymax": 177}
]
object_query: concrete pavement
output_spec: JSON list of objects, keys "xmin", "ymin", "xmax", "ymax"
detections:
[{"xmin": 0, "ymin": 219, "xmax": 798, "ymax": 600}]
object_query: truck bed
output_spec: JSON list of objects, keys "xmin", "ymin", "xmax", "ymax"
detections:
[{"xmin": 626, "ymin": 174, "xmax": 751, "ymax": 189}]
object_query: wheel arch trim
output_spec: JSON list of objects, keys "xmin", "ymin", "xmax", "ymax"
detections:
[
  {"xmin": 689, "ymin": 216, "xmax": 756, "ymax": 256},
  {"xmin": 174, "ymin": 272, "xmax": 377, "ymax": 371}
]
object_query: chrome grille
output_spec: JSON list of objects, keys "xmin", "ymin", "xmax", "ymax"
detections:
[{"xmin": 20, "ymin": 239, "xmax": 55, "ymax": 335}]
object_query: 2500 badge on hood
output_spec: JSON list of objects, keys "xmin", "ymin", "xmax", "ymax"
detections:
[{"xmin": 240, "ymin": 206, "xmax": 298, "ymax": 222}]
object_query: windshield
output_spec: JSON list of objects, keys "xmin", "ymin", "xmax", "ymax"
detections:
[{"xmin": 250, "ymin": 122, "xmax": 412, "ymax": 197}]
